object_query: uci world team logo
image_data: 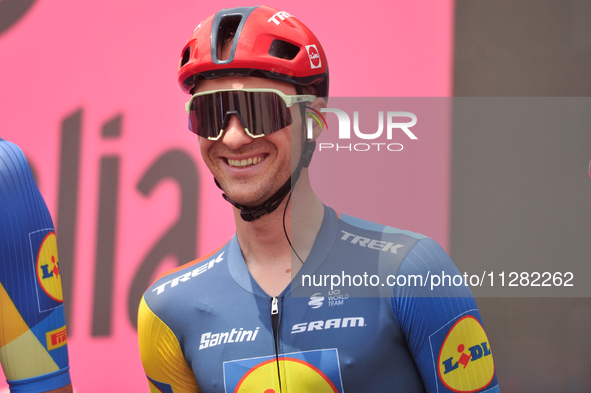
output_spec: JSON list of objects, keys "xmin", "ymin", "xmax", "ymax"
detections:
[
  {"xmin": 223, "ymin": 348, "xmax": 344, "ymax": 392},
  {"xmin": 31, "ymin": 229, "xmax": 63, "ymax": 311},
  {"xmin": 434, "ymin": 315, "xmax": 495, "ymax": 392},
  {"xmin": 308, "ymin": 292, "xmax": 324, "ymax": 309}
]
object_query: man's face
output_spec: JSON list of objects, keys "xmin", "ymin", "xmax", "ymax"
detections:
[{"xmin": 194, "ymin": 76, "xmax": 303, "ymax": 208}]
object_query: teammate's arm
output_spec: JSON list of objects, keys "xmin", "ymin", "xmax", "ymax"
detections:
[
  {"xmin": 0, "ymin": 139, "xmax": 73, "ymax": 392},
  {"xmin": 392, "ymin": 238, "xmax": 500, "ymax": 393}
]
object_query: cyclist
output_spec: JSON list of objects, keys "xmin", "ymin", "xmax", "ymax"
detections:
[
  {"xmin": 139, "ymin": 6, "xmax": 499, "ymax": 392},
  {"xmin": 0, "ymin": 138, "xmax": 73, "ymax": 393}
]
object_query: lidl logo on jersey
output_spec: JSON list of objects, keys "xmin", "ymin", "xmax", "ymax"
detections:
[
  {"xmin": 31, "ymin": 229, "xmax": 64, "ymax": 311},
  {"xmin": 433, "ymin": 315, "xmax": 496, "ymax": 392},
  {"xmin": 223, "ymin": 349, "xmax": 344, "ymax": 392}
]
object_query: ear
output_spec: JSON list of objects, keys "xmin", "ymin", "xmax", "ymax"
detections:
[{"xmin": 303, "ymin": 97, "xmax": 327, "ymax": 142}]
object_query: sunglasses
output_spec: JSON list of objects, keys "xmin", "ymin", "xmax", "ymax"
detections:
[{"xmin": 185, "ymin": 88, "xmax": 316, "ymax": 140}]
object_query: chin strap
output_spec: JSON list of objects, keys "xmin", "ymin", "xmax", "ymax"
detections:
[{"xmin": 215, "ymin": 140, "xmax": 315, "ymax": 222}]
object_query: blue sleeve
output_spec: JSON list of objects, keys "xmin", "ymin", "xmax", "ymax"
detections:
[
  {"xmin": 392, "ymin": 238, "xmax": 499, "ymax": 393},
  {"xmin": 0, "ymin": 139, "xmax": 72, "ymax": 392}
]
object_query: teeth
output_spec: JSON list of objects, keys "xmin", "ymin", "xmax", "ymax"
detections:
[{"xmin": 228, "ymin": 156, "xmax": 263, "ymax": 168}]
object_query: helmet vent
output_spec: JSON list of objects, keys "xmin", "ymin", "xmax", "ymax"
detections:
[
  {"xmin": 180, "ymin": 46, "xmax": 191, "ymax": 68},
  {"xmin": 269, "ymin": 40, "xmax": 300, "ymax": 60},
  {"xmin": 217, "ymin": 15, "xmax": 242, "ymax": 61}
]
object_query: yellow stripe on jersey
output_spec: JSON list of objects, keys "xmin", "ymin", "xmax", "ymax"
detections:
[
  {"xmin": 0, "ymin": 282, "xmax": 30, "ymax": 347},
  {"xmin": 138, "ymin": 296, "xmax": 200, "ymax": 393},
  {"xmin": 0, "ymin": 282, "xmax": 59, "ymax": 381}
]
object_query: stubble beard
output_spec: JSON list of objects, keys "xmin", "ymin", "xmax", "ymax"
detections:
[{"xmin": 213, "ymin": 158, "xmax": 291, "ymax": 208}]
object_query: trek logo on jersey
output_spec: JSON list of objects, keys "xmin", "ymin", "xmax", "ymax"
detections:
[
  {"xmin": 306, "ymin": 44, "xmax": 322, "ymax": 69},
  {"xmin": 291, "ymin": 317, "xmax": 365, "ymax": 334},
  {"xmin": 199, "ymin": 326, "xmax": 260, "ymax": 350},
  {"xmin": 340, "ymin": 230, "xmax": 405, "ymax": 254},
  {"xmin": 35, "ymin": 231, "xmax": 63, "ymax": 302},
  {"xmin": 436, "ymin": 315, "xmax": 495, "ymax": 392},
  {"xmin": 46, "ymin": 325, "xmax": 68, "ymax": 350},
  {"xmin": 268, "ymin": 10, "xmax": 292, "ymax": 25},
  {"xmin": 152, "ymin": 252, "xmax": 225, "ymax": 295},
  {"xmin": 223, "ymin": 349, "xmax": 344, "ymax": 392}
]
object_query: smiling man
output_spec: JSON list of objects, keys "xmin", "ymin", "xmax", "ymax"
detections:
[{"xmin": 138, "ymin": 6, "xmax": 499, "ymax": 393}]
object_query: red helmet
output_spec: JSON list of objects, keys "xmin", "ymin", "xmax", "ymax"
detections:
[{"xmin": 177, "ymin": 6, "xmax": 329, "ymax": 97}]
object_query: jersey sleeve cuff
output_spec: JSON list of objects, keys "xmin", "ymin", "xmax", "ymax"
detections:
[{"xmin": 7, "ymin": 366, "xmax": 71, "ymax": 393}]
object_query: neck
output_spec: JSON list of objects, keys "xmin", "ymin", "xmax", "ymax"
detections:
[{"xmin": 233, "ymin": 169, "xmax": 324, "ymax": 293}]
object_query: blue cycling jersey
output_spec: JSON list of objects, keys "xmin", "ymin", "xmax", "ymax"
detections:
[
  {"xmin": 0, "ymin": 139, "xmax": 71, "ymax": 392},
  {"xmin": 139, "ymin": 206, "xmax": 499, "ymax": 393}
]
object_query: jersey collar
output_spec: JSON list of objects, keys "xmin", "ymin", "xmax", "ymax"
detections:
[{"xmin": 227, "ymin": 205, "xmax": 339, "ymax": 298}]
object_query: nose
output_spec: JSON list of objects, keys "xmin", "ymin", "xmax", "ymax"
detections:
[{"xmin": 221, "ymin": 114, "xmax": 253, "ymax": 150}]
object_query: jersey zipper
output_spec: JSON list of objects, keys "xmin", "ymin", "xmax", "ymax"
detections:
[{"xmin": 271, "ymin": 296, "xmax": 283, "ymax": 392}]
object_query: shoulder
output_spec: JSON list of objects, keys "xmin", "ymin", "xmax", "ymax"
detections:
[
  {"xmin": 337, "ymin": 212, "xmax": 441, "ymax": 263},
  {"xmin": 339, "ymin": 213, "xmax": 430, "ymax": 241},
  {"xmin": 335, "ymin": 211, "xmax": 460, "ymax": 288},
  {"xmin": 0, "ymin": 139, "xmax": 37, "ymax": 200},
  {"xmin": 0, "ymin": 139, "xmax": 49, "ymax": 229},
  {"xmin": 141, "ymin": 239, "xmax": 233, "ymax": 318},
  {"xmin": 0, "ymin": 138, "xmax": 25, "ymax": 159},
  {"xmin": 0, "ymin": 139, "xmax": 31, "ymax": 177},
  {"xmin": 138, "ymin": 238, "xmax": 236, "ymax": 348},
  {"xmin": 145, "ymin": 241, "xmax": 230, "ymax": 296}
]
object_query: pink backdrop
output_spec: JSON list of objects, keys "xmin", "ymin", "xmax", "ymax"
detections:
[{"xmin": 0, "ymin": 0, "xmax": 453, "ymax": 391}]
